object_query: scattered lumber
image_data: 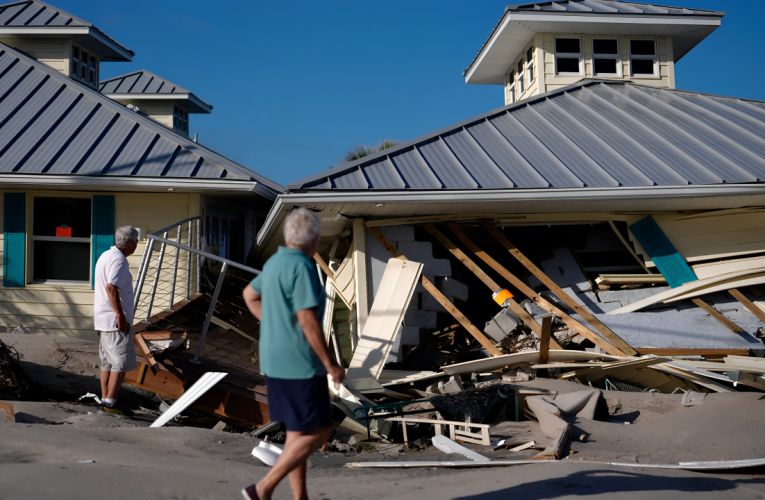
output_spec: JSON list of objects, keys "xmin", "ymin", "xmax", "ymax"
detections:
[
  {"xmin": 480, "ymin": 219, "xmax": 637, "ymax": 356},
  {"xmin": 365, "ymin": 227, "xmax": 503, "ymax": 356},
  {"xmin": 386, "ymin": 417, "xmax": 491, "ymax": 446}
]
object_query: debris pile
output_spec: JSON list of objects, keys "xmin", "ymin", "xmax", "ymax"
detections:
[{"xmin": 0, "ymin": 338, "xmax": 37, "ymax": 401}]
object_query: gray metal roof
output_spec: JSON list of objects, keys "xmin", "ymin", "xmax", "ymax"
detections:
[
  {"xmin": 99, "ymin": 70, "xmax": 190, "ymax": 95},
  {"xmin": 463, "ymin": 1, "xmax": 724, "ymax": 80},
  {"xmin": 288, "ymin": 80, "xmax": 765, "ymax": 191},
  {"xmin": 0, "ymin": 41, "xmax": 283, "ymax": 194},
  {"xmin": 99, "ymin": 69, "xmax": 212, "ymax": 113},
  {"xmin": 0, "ymin": 0, "xmax": 133, "ymax": 59},
  {"xmin": 507, "ymin": 0, "xmax": 723, "ymax": 15}
]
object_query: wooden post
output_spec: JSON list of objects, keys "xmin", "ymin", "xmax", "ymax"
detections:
[
  {"xmin": 352, "ymin": 219, "xmax": 369, "ymax": 334},
  {"xmin": 480, "ymin": 219, "xmax": 638, "ymax": 357},
  {"xmin": 691, "ymin": 298, "xmax": 744, "ymax": 333},
  {"xmin": 447, "ymin": 222, "xmax": 627, "ymax": 357},
  {"xmin": 421, "ymin": 224, "xmax": 561, "ymax": 349},
  {"xmin": 365, "ymin": 227, "xmax": 503, "ymax": 356},
  {"xmin": 729, "ymin": 289, "xmax": 765, "ymax": 325},
  {"xmin": 314, "ymin": 253, "xmax": 334, "ymax": 279},
  {"xmin": 539, "ymin": 315, "xmax": 553, "ymax": 365},
  {"xmin": 134, "ymin": 333, "xmax": 159, "ymax": 374}
]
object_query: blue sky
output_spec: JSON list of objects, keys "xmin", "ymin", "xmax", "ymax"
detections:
[{"xmin": 58, "ymin": 0, "xmax": 763, "ymax": 188}]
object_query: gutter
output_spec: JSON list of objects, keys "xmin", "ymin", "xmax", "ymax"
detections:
[
  {"xmin": 256, "ymin": 182, "xmax": 765, "ymax": 251},
  {"xmin": 0, "ymin": 174, "xmax": 278, "ymax": 199}
]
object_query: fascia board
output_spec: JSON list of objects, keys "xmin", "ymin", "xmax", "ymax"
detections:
[
  {"xmin": 255, "ymin": 196, "xmax": 291, "ymax": 249},
  {"xmin": 282, "ymin": 183, "xmax": 765, "ymax": 206},
  {"xmin": 0, "ymin": 174, "xmax": 271, "ymax": 195},
  {"xmin": 104, "ymin": 93, "xmax": 213, "ymax": 113},
  {"xmin": 0, "ymin": 27, "xmax": 133, "ymax": 61},
  {"xmin": 465, "ymin": 12, "xmax": 721, "ymax": 84}
]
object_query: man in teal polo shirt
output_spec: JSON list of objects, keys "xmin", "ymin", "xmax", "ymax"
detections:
[{"xmin": 241, "ymin": 208, "xmax": 344, "ymax": 500}]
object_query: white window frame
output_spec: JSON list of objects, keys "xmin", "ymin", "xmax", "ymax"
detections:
[
  {"xmin": 554, "ymin": 37, "xmax": 583, "ymax": 76},
  {"xmin": 629, "ymin": 38, "xmax": 658, "ymax": 78},
  {"xmin": 516, "ymin": 58, "xmax": 525, "ymax": 96},
  {"xmin": 30, "ymin": 195, "xmax": 93, "ymax": 286},
  {"xmin": 592, "ymin": 38, "xmax": 621, "ymax": 77},
  {"xmin": 507, "ymin": 70, "xmax": 515, "ymax": 104},
  {"xmin": 70, "ymin": 43, "xmax": 99, "ymax": 89},
  {"xmin": 525, "ymin": 47, "xmax": 534, "ymax": 85},
  {"xmin": 173, "ymin": 106, "xmax": 189, "ymax": 134}
]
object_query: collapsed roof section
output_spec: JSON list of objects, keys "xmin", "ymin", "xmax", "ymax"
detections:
[
  {"xmin": 289, "ymin": 80, "xmax": 765, "ymax": 192},
  {"xmin": 0, "ymin": 41, "xmax": 283, "ymax": 197},
  {"xmin": 0, "ymin": 0, "xmax": 133, "ymax": 62},
  {"xmin": 463, "ymin": 0, "xmax": 723, "ymax": 84}
]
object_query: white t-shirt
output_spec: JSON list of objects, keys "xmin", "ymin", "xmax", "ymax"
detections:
[{"xmin": 94, "ymin": 247, "xmax": 135, "ymax": 332}]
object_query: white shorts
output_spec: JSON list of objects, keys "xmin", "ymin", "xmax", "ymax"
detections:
[{"xmin": 98, "ymin": 329, "xmax": 137, "ymax": 373}]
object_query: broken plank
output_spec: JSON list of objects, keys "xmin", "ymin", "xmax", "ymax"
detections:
[
  {"xmin": 481, "ymin": 219, "xmax": 637, "ymax": 356},
  {"xmin": 313, "ymin": 253, "xmax": 334, "ymax": 279},
  {"xmin": 691, "ymin": 298, "xmax": 745, "ymax": 333},
  {"xmin": 447, "ymin": 222, "xmax": 620, "ymax": 356},
  {"xmin": 636, "ymin": 348, "xmax": 749, "ymax": 357},
  {"xmin": 134, "ymin": 333, "xmax": 159, "ymax": 374},
  {"xmin": 422, "ymin": 224, "xmax": 561, "ymax": 350},
  {"xmin": 140, "ymin": 332, "xmax": 188, "ymax": 341},
  {"xmin": 729, "ymin": 288, "xmax": 765, "ymax": 325},
  {"xmin": 365, "ymin": 227, "xmax": 502, "ymax": 356}
]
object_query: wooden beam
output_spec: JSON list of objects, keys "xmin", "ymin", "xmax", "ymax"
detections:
[
  {"xmin": 729, "ymin": 288, "xmax": 765, "ymax": 325},
  {"xmin": 691, "ymin": 298, "xmax": 744, "ymax": 334},
  {"xmin": 421, "ymin": 224, "xmax": 560, "ymax": 349},
  {"xmin": 314, "ymin": 253, "xmax": 334, "ymax": 279},
  {"xmin": 134, "ymin": 333, "xmax": 159, "ymax": 374},
  {"xmin": 539, "ymin": 315, "xmax": 552, "ymax": 365},
  {"xmin": 480, "ymin": 219, "xmax": 638, "ymax": 357},
  {"xmin": 365, "ymin": 214, "xmax": 519, "ymax": 228},
  {"xmin": 365, "ymin": 227, "xmax": 502, "ymax": 356},
  {"xmin": 636, "ymin": 348, "xmax": 749, "ymax": 357},
  {"xmin": 140, "ymin": 332, "xmax": 188, "ymax": 341},
  {"xmin": 447, "ymin": 222, "xmax": 626, "ymax": 356}
]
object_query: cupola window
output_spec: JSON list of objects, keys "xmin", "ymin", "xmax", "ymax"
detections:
[
  {"xmin": 593, "ymin": 39, "xmax": 620, "ymax": 76},
  {"xmin": 630, "ymin": 39, "xmax": 657, "ymax": 77},
  {"xmin": 554, "ymin": 38, "xmax": 582, "ymax": 75}
]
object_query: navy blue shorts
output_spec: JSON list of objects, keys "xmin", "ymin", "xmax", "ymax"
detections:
[{"xmin": 266, "ymin": 375, "xmax": 332, "ymax": 432}]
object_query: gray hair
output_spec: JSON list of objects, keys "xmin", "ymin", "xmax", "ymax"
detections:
[
  {"xmin": 115, "ymin": 226, "xmax": 138, "ymax": 248},
  {"xmin": 283, "ymin": 208, "xmax": 321, "ymax": 249}
]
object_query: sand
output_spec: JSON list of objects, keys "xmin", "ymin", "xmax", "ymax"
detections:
[{"xmin": 2, "ymin": 333, "xmax": 765, "ymax": 499}]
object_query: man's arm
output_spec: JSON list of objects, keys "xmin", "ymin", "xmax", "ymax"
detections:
[
  {"xmin": 106, "ymin": 284, "xmax": 129, "ymax": 333},
  {"xmin": 242, "ymin": 285, "xmax": 262, "ymax": 321},
  {"xmin": 297, "ymin": 308, "xmax": 345, "ymax": 385}
]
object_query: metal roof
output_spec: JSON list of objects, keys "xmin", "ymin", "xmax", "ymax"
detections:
[
  {"xmin": 0, "ymin": 0, "xmax": 133, "ymax": 59},
  {"xmin": 99, "ymin": 69, "xmax": 212, "ymax": 113},
  {"xmin": 463, "ymin": 1, "xmax": 723, "ymax": 84},
  {"xmin": 100, "ymin": 70, "xmax": 190, "ymax": 95},
  {"xmin": 288, "ymin": 80, "xmax": 765, "ymax": 192},
  {"xmin": 506, "ymin": 0, "xmax": 723, "ymax": 16},
  {"xmin": 0, "ymin": 41, "xmax": 283, "ymax": 194}
]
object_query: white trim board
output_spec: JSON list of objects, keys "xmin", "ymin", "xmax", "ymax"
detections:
[
  {"xmin": 149, "ymin": 372, "xmax": 227, "ymax": 428},
  {"xmin": 346, "ymin": 258, "xmax": 423, "ymax": 381}
]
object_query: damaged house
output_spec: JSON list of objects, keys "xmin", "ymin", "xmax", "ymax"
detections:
[{"xmin": 255, "ymin": 0, "xmax": 765, "ymax": 383}]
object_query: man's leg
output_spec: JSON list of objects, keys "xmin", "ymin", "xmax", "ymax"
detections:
[
  {"xmin": 256, "ymin": 427, "xmax": 331, "ymax": 500},
  {"xmin": 286, "ymin": 461, "xmax": 307, "ymax": 500},
  {"xmin": 99, "ymin": 370, "xmax": 110, "ymax": 400},
  {"xmin": 105, "ymin": 371, "xmax": 127, "ymax": 400}
]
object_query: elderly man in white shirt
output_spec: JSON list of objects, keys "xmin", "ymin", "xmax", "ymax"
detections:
[{"xmin": 93, "ymin": 225, "xmax": 139, "ymax": 418}]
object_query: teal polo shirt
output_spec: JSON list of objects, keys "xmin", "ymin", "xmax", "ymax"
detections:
[{"xmin": 250, "ymin": 246, "xmax": 327, "ymax": 380}]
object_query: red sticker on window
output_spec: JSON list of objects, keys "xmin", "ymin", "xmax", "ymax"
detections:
[{"xmin": 56, "ymin": 226, "xmax": 72, "ymax": 237}]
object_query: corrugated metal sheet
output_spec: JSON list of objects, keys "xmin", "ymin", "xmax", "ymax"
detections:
[
  {"xmin": 0, "ymin": 42, "xmax": 283, "ymax": 192},
  {"xmin": 0, "ymin": 1, "xmax": 134, "ymax": 57},
  {"xmin": 289, "ymin": 80, "xmax": 765, "ymax": 192},
  {"xmin": 99, "ymin": 70, "xmax": 190, "ymax": 95}
]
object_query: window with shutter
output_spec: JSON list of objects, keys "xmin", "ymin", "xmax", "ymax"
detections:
[
  {"xmin": 3, "ymin": 193, "xmax": 26, "ymax": 287},
  {"xmin": 91, "ymin": 195, "xmax": 115, "ymax": 289}
]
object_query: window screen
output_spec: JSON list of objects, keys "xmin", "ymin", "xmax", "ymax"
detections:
[{"xmin": 32, "ymin": 197, "xmax": 92, "ymax": 283}]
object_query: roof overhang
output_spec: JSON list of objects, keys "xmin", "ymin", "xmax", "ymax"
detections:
[
  {"xmin": 103, "ymin": 93, "xmax": 213, "ymax": 113},
  {"xmin": 0, "ymin": 174, "xmax": 278, "ymax": 200},
  {"xmin": 465, "ymin": 11, "xmax": 722, "ymax": 85},
  {"xmin": 0, "ymin": 26, "xmax": 133, "ymax": 62},
  {"xmin": 257, "ymin": 182, "xmax": 765, "ymax": 254}
]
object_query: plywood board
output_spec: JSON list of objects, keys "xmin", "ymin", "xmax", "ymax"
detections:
[{"xmin": 346, "ymin": 258, "xmax": 423, "ymax": 380}]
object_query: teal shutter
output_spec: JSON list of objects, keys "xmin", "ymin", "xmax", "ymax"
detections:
[
  {"xmin": 629, "ymin": 216, "xmax": 697, "ymax": 288},
  {"xmin": 3, "ymin": 193, "xmax": 26, "ymax": 288},
  {"xmin": 91, "ymin": 195, "xmax": 115, "ymax": 289}
]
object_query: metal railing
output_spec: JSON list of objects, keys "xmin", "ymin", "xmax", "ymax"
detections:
[{"xmin": 133, "ymin": 216, "xmax": 261, "ymax": 363}]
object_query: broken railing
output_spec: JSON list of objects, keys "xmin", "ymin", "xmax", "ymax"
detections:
[{"xmin": 132, "ymin": 216, "xmax": 261, "ymax": 363}]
